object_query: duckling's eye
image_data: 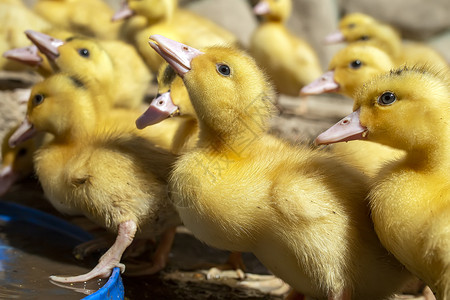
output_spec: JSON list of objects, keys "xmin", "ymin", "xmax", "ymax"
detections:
[
  {"xmin": 216, "ymin": 64, "xmax": 231, "ymax": 76},
  {"xmin": 349, "ymin": 60, "xmax": 362, "ymax": 69},
  {"xmin": 348, "ymin": 23, "xmax": 356, "ymax": 29},
  {"xmin": 378, "ymin": 91, "xmax": 397, "ymax": 106},
  {"xmin": 32, "ymin": 94, "xmax": 45, "ymax": 106},
  {"xmin": 78, "ymin": 48, "xmax": 90, "ymax": 58},
  {"xmin": 359, "ymin": 35, "xmax": 370, "ymax": 41},
  {"xmin": 17, "ymin": 148, "xmax": 28, "ymax": 157}
]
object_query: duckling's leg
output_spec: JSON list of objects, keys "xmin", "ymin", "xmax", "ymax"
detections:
[
  {"xmin": 50, "ymin": 220, "xmax": 137, "ymax": 283},
  {"xmin": 124, "ymin": 226, "xmax": 177, "ymax": 276}
]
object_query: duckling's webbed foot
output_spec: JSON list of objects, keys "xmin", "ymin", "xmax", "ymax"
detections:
[
  {"xmin": 205, "ymin": 251, "xmax": 246, "ymax": 280},
  {"xmin": 123, "ymin": 226, "xmax": 177, "ymax": 276},
  {"xmin": 238, "ymin": 273, "xmax": 290, "ymax": 295},
  {"xmin": 50, "ymin": 220, "xmax": 137, "ymax": 283}
]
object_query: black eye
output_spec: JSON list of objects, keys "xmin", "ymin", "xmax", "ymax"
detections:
[
  {"xmin": 348, "ymin": 23, "xmax": 355, "ymax": 29},
  {"xmin": 78, "ymin": 48, "xmax": 90, "ymax": 57},
  {"xmin": 359, "ymin": 35, "xmax": 370, "ymax": 41},
  {"xmin": 32, "ymin": 94, "xmax": 44, "ymax": 106},
  {"xmin": 378, "ymin": 91, "xmax": 396, "ymax": 106},
  {"xmin": 17, "ymin": 147, "xmax": 28, "ymax": 157},
  {"xmin": 216, "ymin": 64, "xmax": 231, "ymax": 76},
  {"xmin": 349, "ymin": 60, "xmax": 362, "ymax": 69}
]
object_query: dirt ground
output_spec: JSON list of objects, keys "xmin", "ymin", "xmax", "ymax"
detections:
[{"xmin": 0, "ymin": 73, "xmax": 428, "ymax": 300}]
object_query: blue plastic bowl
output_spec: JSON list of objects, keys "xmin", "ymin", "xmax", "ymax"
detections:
[{"xmin": 0, "ymin": 201, "xmax": 124, "ymax": 300}]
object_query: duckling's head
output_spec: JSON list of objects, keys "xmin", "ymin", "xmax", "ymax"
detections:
[
  {"xmin": 325, "ymin": 13, "xmax": 377, "ymax": 43},
  {"xmin": 301, "ymin": 44, "xmax": 394, "ymax": 97},
  {"xmin": 26, "ymin": 30, "xmax": 113, "ymax": 83},
  {"xmin": 9, "ymin": 73, "xmax": 98, "ymax": 147},
  {"xmin": 315, "ymin": 66, "xmax": 450, "ymax": 152},
  {"xmin": 56, "ymin": 37, "xmax": 114, "ymax": 79},
  {"xmin": 149, "ymin": 35, "xmax": 276, "ymax": 137},
  {"xmin": 339, "ymin": 13, "xmax": 376, "ymax": 31},
  {"xmin": 136, "ymin": 63, "xmax": 195, "ymax": 129},
  {"xmin": 125, "ymin": 0, "xmax": 176, "ymax": 22},
  {"xmin": 253, "ymin": 0, "xmax": 292, "ymax": 23}
]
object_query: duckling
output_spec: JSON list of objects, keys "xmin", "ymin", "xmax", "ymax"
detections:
[
  {"xmin": 112, "ymin": 0, "xmax": 239, "ymax": 73},
  {"xmin": 23, "ymin": 30, "xmax": 152, "ymax": 110},
  {"xmin": 144, "ymin": 34, "xmax": 414, "ymax": 299},
  {"xmin": 9, "ymin": 73, "xmax": 181, "ymax": 283},
  {"xmin": 0, "ymin": 0, "xmax": 50, "ymax": 70},
  {"xmin": 249, "ymin": 0, "xmax": 322, "ymax": 97},
  {"xmin": 315, "ymin": 65, "xmax": 450, "ymax": 299},
  {"xmin": 325, "ymin": 12, "xmax": 448, "ymax": 69},
  {"xmin": 33, "ymin": 0, "xmax": 120, "ymax": 40},
  {"xmin": 301, "ymin": 44, "xmax": 405, "ymax": 178}
]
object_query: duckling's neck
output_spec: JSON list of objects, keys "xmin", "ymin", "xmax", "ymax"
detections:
[
  {"xmin": 196, "ymin": 119, "xmax": 267, "ymax": 157},
  {"xmin": 404, "ymin": 143, "xmax": 450, "ymax": 173}
]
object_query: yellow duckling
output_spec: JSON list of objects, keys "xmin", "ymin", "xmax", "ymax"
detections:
[
  {"xmin": 24, "ymin": 30, "xmax": 152, "ymax": 110},
  {"xmin": 33, "ymin": 0, "xmax": 120, "ymax": 40},
  {"xmin": 249, "ymin": 0, "xmax": 322, "ymax": 97},
  {"xmin": 325, "ymin": 12, "xmax": 448, "ymax": 69},
  {"xmin": 301, "ymin": 44, "xmax": 405, "ymax": 178},
  {"xmin": 144, "ymin": 34, "xmax": 414, "ymax": 299},
  {"xmin": 9, "ymin": 73, "xmax": 181, "ymax": 283},
  {"xmin": 112, "ymin": 0, "xmax": 239, "ymax": 73},
  {"xmin": 0, "ymin": 0, "xmax": 50, "ymax": 70},
  {"xmin": 316, "ymin": 65, "xmax": 450, "ymax": 299}
]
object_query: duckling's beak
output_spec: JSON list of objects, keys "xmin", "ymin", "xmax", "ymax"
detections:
[
  {"xmin": 324, "ymin": 31, "xmax": 346, "ymax": 44},
  {"xmin": 136, "ymin": 92, "xmax": 179, "ymax": 129},
  {"xmin": 9, "ymin": 118, "xmax": 36, "ymax": 148},
  {"xmin": 315, "ymin": 109, "xmax": 368, "ymax": 145},
  {"xmin": 3, "ymin": 45, "xmax": 43, "ymax": 67},
  {"xmin": 300, "ymin": 71, "xmax": 340, "ymax": 95},
  {"xmin": 149, "ymin": 35, "xmax": 204, "ymax": 77},
  {"xmin": 253, "ymin": 1, "xmax": 270, "ymax": 15},
  {"xmin": 112, "ymin": 0, "xmax": 135, "ymax": 21},
  {"xmin": 25, "ymin": 30, "xmax": 64, "ymax": 61}
]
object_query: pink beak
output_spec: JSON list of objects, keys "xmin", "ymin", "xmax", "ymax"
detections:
[
  {"xmin": 3, "ymin": 45, "xmax": 43, "ymax": 67},
  {"xmin": 25, "ymin": 30, "xmax": 64, "ymax": 61},
  {"xmin": 300, "ymin": 71, "xmax": 340, "ymax": 95},
  {"xmin": 315, "ymin": 109, "xmax": 368, "ymax": 145},
  {"xmin": 148, "ymin": 35, "xmax": 204, "ymax": 78},
  {"xmin": 324, "ymin": 31, "xmax": 346, "ymax": 44},
  {"xmin": 136, "ymin": 92, "xmax": 179, "ymax": 129}
]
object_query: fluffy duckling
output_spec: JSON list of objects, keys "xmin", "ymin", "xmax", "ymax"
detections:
[
  {"xmin": 249, "ymin": 0, "xmax": 322, "ymax": 97},
  {"xmin": 112, "ymin": 0, "xmax": 239, "ymax": 73},
  {"xmin": 144, "ymin": 34, "xmax": 414, "ymax": 299},
  {"xmin": 9, "ymin": 73, "xmax": 181, "ymax": 283},
  {"xmin": 33, "ymin": 0, "xmax": 120, "ymax": 40},
  {"xmin": 315, "ymin": 66, "xmax": 450, "ymax": 299},
  {"xmin": 301, "ymin": 44, "xmax": 405, "ymax": 178},
  {"xmin": 325, "ymin": 12, "xmax": 448, "ymax": 69},
  {"xmin": 0, "ymin": 0, "xmax": 50, "ymax": 70},
  {"xmin": 24, "ymin": 30, "xmax": 152, "ymax": 110}
]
